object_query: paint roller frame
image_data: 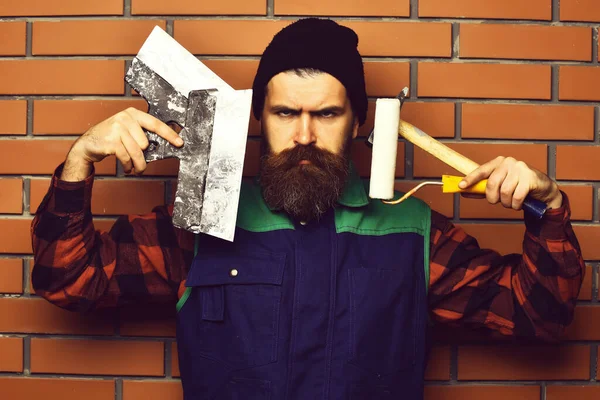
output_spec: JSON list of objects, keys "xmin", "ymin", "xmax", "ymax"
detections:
[{"xmin": 368, "ymin": 88, "xmax": 547, "ymax": 219}]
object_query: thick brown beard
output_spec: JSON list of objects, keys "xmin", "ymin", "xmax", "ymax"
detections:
[{"xmin": 259, "ymin": 141, "xmax": 351, "ymax": 222}]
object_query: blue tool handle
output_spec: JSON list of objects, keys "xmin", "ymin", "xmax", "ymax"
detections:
[{"xmin": 522, "ymin": 196, "xmax": 547, "ymax": 219}]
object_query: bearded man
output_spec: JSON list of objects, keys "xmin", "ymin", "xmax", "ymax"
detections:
[{"xmin": 32, "ymin": 18, "xmax": 584, "ymax": 400}]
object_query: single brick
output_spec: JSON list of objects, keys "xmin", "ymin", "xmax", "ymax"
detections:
[
  {"xmin": 0, "ymin": 60, "xmax": 125, "ymax": 95},
  {"xmin": 0, "ymin": 100, "xmax": 27, "ymax": 134},
  {"xmin": 33, "ymin": 99, "xmax": 148, "ymax": 135},
  {"xmin": 31, "ymin": 338, "xmax": 164, "ymax": 376},
  {"xmin": 556, "ymin": 146, "xmax": 600, "ymax": 180},
  {"xmin": 33, "ymin": 20, "xmax": 166, "ymax": 56},
  {"xmin": 0, "ymin": 178, "xmax": 23, "ymax": 214},
  {"xmin": 0, "ymin": 337, "xmax": 23, "ymax": 372},
  {"xmin": 458, "ymin": 345, "xmax": 589, "ymax": 380},
  {"xmin": 560, "ymin": 0, "xmax": 600, "ymax": 22},
  {"xmin": 460, "ymin": 24, "xmax": 591, "ymax": 61},
  {"xmin": 418, "ymin": 63, "xmax": 551, "ymax": 100},
  {"xmin": 131, "ymin": 0, "xmax": 265, "ymax": 15},
  {"xmin": 0, "ymin": 218, "xmax": 34, "ymax": 254},
  {"xmin": 425, "ymin": 385, "xmax": 540, "ymax": 400},
  {"xmin": 0, "ymin": 21, "xmax": 26, "ymax": 55},
  {"xmin": 123, "ymin": 381, "xmax": 183, "ymax": 400},
  {"xmin": 461, "ymin": 103, "xmax": 594, "ymax": 141},
  {"xmin": 0, "ymin": 0, "xmax": 123, "ymax": 16},
  {"xmin": 0, "ymin": 259, "xmax": 23, "ymax": 294},
  {"xmin": 275, "ymin": 0, "xmax": 410, "ymax": 16},
  {"xmin": 419, "ymin": 0, "xmax": 551, "ymax": 20},
  {"xmin": 0, "ymin": 297, "xmax": 114, "ymax": 335},
  {"xmin": 0, "ymin": 377, "xmax": 114, "ymax": 400},
  {"xmin": 0, "ymin": 140, "xmax": 116, "ymax": 175},
  {"xmin": 559, "ymin": 66, "xmax": 600, "ymax": 101}
]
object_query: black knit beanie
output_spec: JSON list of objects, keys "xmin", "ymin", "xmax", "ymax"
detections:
[{"xmin": 251, "ymin": 18, "xmax": 368, "ymax": 126}]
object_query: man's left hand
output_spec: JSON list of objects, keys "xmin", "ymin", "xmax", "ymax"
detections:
[{"xmin": 459, "ymin": 156, "xmax": 563, "ymax": 210}]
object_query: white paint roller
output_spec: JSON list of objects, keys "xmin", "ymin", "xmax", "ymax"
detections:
[{"xmin": 369, "ymin": 98, "xmax": 400, "ymax": 200}]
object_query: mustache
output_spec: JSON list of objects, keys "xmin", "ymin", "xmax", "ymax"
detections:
[{"xmin": 261, "ymin": 144, "xmax": 341, "ymax": 171}]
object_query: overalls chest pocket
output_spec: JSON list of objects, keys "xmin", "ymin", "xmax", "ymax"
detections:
[{"xmin": 185, "ymin": 250, "xmax": 286, "ymax": 371}]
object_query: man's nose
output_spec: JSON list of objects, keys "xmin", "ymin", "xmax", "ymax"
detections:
[{"xmin": 294, "ymin": 114, "xmax": 316, "ymax": 146}]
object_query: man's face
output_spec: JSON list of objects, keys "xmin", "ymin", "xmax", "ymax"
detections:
[
  {"xmin": 261, "ymin": 71, "xmax": 359, "ymax": 156},
  {"xmin": 258, "ymin": 71, "xmax": 359, "ymax": 222}
]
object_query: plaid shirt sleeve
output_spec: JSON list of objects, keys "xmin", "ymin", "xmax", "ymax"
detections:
[
  {"xmin": 31, "ymin": 163, "xmax": 195, "ymax": 312},
  {"xmin": 428, "ymin": 192, "xmax": 585, "ymax": 341}
]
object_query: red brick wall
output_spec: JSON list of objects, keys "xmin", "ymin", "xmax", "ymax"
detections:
[{"xmin": 0, "ymin": 1, "xmax": 599, "ymax": 399}]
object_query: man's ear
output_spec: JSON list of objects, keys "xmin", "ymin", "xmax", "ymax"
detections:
[{"xmin": 351, "ymin": 116, "xmax": 359, "ymax": 139}]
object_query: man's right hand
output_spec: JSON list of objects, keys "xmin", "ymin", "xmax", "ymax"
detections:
[{"xmin": 60, "ymin": 108, "xmax": 183, "ymax": 182}]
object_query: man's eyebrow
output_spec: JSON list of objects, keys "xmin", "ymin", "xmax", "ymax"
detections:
[
  {"xmin": 312, "ymin": 106, "xmax": 345, "ymax": 114},
  {"xmin": 268, "ymin": 105, "xmax": 346, "ymax": 114},
  {"xmin": 269, "ymin": 105, "xmax": 300, "ymax": 112}
]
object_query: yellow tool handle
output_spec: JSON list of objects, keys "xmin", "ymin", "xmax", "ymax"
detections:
[{"xmin": 441, "ymin": 175, "xmax": 487, "ymax": 194}]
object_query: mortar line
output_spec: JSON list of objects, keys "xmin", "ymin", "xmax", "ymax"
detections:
[
  {"xmin": 23, "ymin": 178, "xmax": 30, "ymax": 215},
  {"xmin": 404, "ymin": 142, "xmax": 414, "ymax": 180},
  {"xmin": 454, "ymin": 103, "xmax": 462, "ymax": 139},
  {"xmin": 409, "ymin": 60, "xmax": 417, "ymax": 99},
  {"xmin": 164, "ymin": 179, "xmax": 173, "ymax": 205},
  {"xmin": 26, "ymin": 21, "xmax": 32, "ymax": 57},
  {"xmin": 23, "ymin": 336, "xmax": 31, "ymax": 376},
  {"xmin": 452, "ymin": 23, "xmax": 459, "ymax": 60},
  {"xmin": 593, "ymin": 28, "xmax": 598, "ymax": 65},
  {"xmin": 552, "ymin": 0, "xmax": 559, "ymax": 22},
  {"xmin": 410, "ymin": 0, "xmax": 418, "ymax": 19},
  {"xmin": 595, "ymin": 106, "xmax": 599, "ymax": 144},
  {"xmin": 450, "ymin": 345, "xmax": 458, "ymax": 382},
  {"xmin": 166, "ymin": 20, "xmax": 174, "ymax": 36},
  {"xmin": 594, "ymin": 264, "xmax": 599, "ymax": 302},
  {"xmin": 115, "ymin": 378, "xmax": 123, "ymax": 400},
  {"xmin": 124, "ymin": 0, "xmax": 131, "ymax": 17},
  {"xmin": 540, "ymin": 382, "xmax": 546, "ymax": 400},
  {"xmin": 22, "ymin": 258, "xmax": 29, "ymax": 295},
  {"xmin": 547, "ymin": 144, "xmax": 557, "ymax": 180},
  {"xmin": 26, "ymin": 99, "xmax": 33, "ymax": 137},
  {"xmin": 124, "ymin": 60, "xmax": 133, "ymax": 97},
  {"xmin": 551, "ymin": 64, "xmax": 558, "ymax": 102},
  {"xmin": 593, "ymin": 183, "xmax": 599, "ymax": 222},
  {"xmin": 267, "ymin": 0, "xmax": 274, "ymax": 17},
  {"xmin": 591, "ymin": 345, "xmax": 598, "ymax": 382},
  {"xmin": 165, "ymin": 339, "xmax": 173, "ymax": 378}
]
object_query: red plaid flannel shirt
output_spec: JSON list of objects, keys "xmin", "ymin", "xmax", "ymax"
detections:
[{"xmin": 31, "ymin": 164, "xmax": 585, "ymax": 341}]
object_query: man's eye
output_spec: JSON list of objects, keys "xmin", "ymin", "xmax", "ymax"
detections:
[
  {"xmin": 277, "ymin": 110, "xmax": 293, "ymax": 117},
  {"xmin": 320, "ymin": 111, "xmax": 336, "ymax": 118}
]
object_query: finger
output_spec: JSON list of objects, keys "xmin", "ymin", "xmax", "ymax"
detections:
[
  {"xmin": 512, "ymin": 180, "xmax": 529, "ymax": 210},
  {"xmin": 120, "ymin": 131, "xmax": 147, "ymax": 174},
  {"xmin": 115, "ymin": 142, "xmax": 133, "ymax": 174},
  {"xmin": 459, "ymin": 156, "xmax": 505, "ymax": 189},
  {"xmin": 485, "ymin": 167, "xmax": 509, "ymax": 205},
  {"xmin": 125, "ymin": 108, "xmax": 183, "ymax": 147},
  {"xmin": 499, "ymin": 168, "xmax": 520, "ymax": 208},
  {"xmin": 120, "ymin": 110, "xmax": 150, "ymax": 150}
]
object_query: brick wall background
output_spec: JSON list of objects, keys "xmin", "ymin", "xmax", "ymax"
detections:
[{"xmin": 0, "ymin": 0, "xmax": 599, "ymax": 399}]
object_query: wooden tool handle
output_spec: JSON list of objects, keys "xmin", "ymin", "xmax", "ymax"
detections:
[{"xmin": 398, "ymin": 120, "xmax": 479, "ymax": 174}]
